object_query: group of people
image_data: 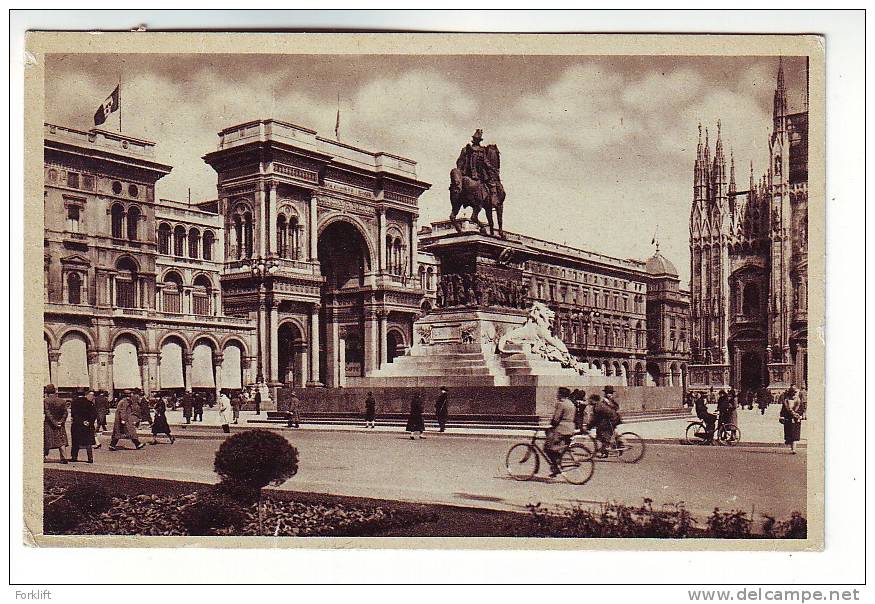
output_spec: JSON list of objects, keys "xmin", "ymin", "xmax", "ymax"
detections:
[
  {"xmin": 43, "ymin": 385, "xmax": 178, "ymax": 464},
  {"xmin": 691, "ymin": 384, "xmax": 806, "ymax": 452},
  {"xmin": 403, "ymin": 387, "xmax": 450, "ymax": 439},
  {"xmin": 543, "ymin": 385, "xmax": 623, "ymax": 477}
]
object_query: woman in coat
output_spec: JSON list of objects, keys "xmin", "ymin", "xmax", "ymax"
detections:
[
  {"xmin": 150, "ymin": 396, "xmax": 175, "ymax": 444},
  {"xmin": 109, "ymin": 390, "xmax": 144, "ymax": 450},
  {"xmin": 70, "ymin": 388, "xmax": 97, "ymax": 463},
  {"xmin": 406, "ymin": 391, "xmax": 426, "ymax": 440},
  {"xmin": 43, "ymin": 384, "xmax": 68, "ymax": 463},
  {"xmin": 364, "ymin": 392, "xmax": 376, "ymax": 429},
  {"xmin": 218, "ymin": 390, "xmax": 233, "ymax": 434},
  {"xmin": 780, "ymin": 385, "xmax": 806, "ymax": 454}
]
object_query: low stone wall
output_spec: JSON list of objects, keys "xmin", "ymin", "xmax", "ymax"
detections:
[{"xmin": 277, "ymin": 384, "xmax": 684, "ymax": 420}]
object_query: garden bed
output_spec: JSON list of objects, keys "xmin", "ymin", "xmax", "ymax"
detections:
[{"xmin": 44, "ymin": 470, "xmax": 806, "ymax": 539}]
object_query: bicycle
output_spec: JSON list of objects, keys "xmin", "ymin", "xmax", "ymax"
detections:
[
  {"xmin": 505, "ymin": 428, "xmax": 595, "ymax": 485},
  {"xmin": 575, "ymin": 428, "xmax": 646, "ymax": 463},
  {"xmin": 684, "ymin": 418, "xmax": 741, "ymax": 446}
]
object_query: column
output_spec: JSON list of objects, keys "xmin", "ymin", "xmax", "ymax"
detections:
[
  {"xmin": 241, "ymin": 356, "xmax": 253, "ymax": 387},
  {"xmin": 256, "ymin": 182, "xmax": 267, "ymax": 257},
  {"xmin": 257, "ymin": 297, "xmax": 268, "ymax": 383},
  {"xmin": 364, "ymin": 308, "xmax": 379, "ymax": 374},
  {"xmin": 212, "ymin": 351, "xmax": 224, "ymax": 401},
  {"xmin": 378, "ymin": 208, "xmax": 386, "ymax": 272},
  {"xmin": 138, "ymin": 353, "xmax": 150, "ymax": 397},
  {"xmin": 378, "ymin": 310, "xmax": 388, "ymax": 367},
  {"xmin": 324, "ymin": 315, "xmax": 340, "ymax": 388},
  {"xmin": 183, "ymin": 352, "xmax": 194, "ymax": 392},
  {"xmin": 269, "ymin": 302, "xmax": 279, "ymax": 384},
  {"xmin": 307, "ymin": 304, "xmax": 321, "ymax": 386},
  {"xmin": 309, "ymin": 195, "xmax": 319, "ymax": 261},
  {"xmin": 267, "ymin": 182, "xmax": 278, "ymax": 255},
  {"xmin": 146, "ymin": 353, "xmax": 159, "ymax": 395},
  {"xmin": 47, "ymin": 351, "xmax": 60, "ymax": 387},
  {"xmin": 86, "ymin": 351, "xmax": 99, "ymax": 390},
  {"xmin": 409, "ymin": 217, "xmax": 417, "ymax": 280}
]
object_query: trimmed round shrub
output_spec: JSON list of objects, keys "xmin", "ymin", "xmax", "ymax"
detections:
[
  {"xmin": 209, "ymin": 480, "xmax": 260, "ymax": 506},
  {"xmin": 214, "ymin": 429, "xmax": 299, "ymax": 491},
  {"xmin": 179, "ymin": 493, "xmax": 246, "ymax": 536},
  {"xmin": 62, "ymin": 483, "xmax": 113, "ymax": 515},
  {"xmin": 44, "ymin": 498, "xmax": 84, "ymax": 534}
]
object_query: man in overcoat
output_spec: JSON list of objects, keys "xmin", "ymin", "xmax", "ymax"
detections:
[
  {"xmin": 109, "ymin": 389, "xmax": 144, "ymax": 450},
  {"xmin": 70, "ymin": 388, "xmax": 97, "ymax": 463},
  {"xmin": 180, "ymin": 391, "xmax": 193, "ymax": 424},
  {"xmin": 434, "ymin": 387, "xmax": 449, "ymax": 433},
  {"xmin": 43, "ymin": 384, "xmax": 68, "ymax": 463}
]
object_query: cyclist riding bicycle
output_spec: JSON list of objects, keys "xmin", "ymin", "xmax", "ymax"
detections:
[
  {"xmin": 716, "ymin": 389, "xmax": 737, "ymax": 432},
  {"xmin": 585, "ymin": 386, "xmax": 623, "ymax": 457},
  {"xmin": 694, "ymin": 391, "xmax": 716, "ymax": 444},
  {"xmin": 545, "ymin": 387, "xmax": 577, "ymax": 477}
]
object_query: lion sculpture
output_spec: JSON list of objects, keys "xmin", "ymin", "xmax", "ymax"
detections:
[{"xmin": 497, "ymin": 302, "xmax": 588, "ymax": 373}]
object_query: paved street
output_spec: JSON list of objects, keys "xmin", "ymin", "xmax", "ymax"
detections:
[{"xmin": 49, "ymin": 423, "xmax": 806, "ymax": 522}]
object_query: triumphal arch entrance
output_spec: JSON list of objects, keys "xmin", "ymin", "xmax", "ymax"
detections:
[{"xmin": 204, "ymin": 119, "xmax": 430, "ymax": 396}]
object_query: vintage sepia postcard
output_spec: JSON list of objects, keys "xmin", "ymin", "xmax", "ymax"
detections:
[{"xmin": 22, "ymin": 31, "xmax": 824, "ymax": 550}]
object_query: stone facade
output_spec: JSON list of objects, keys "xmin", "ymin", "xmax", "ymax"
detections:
[
  {"xmin": 688, "ymin": 58, "xmax": 808, "ymax": 393},
  {"xmin": 42, "ymin": 124, "xmax": 255, "ymax": 397}
]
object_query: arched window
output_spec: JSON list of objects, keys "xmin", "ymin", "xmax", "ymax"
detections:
[
  {"xmin": 192, "ymin": 275, "xmax": 213, "ymax": 316},
  {"xmin": 202, "ymin": 230, "xmax": 214, "ymax": 261},
  {"xmin": 158, "ymin": 223, "xmax": 171, "ymax": 254},
  {"xmin": 243, "ymin": 212, "xmax": 253, "ymax": 258},
  {"xmin": 385, "ymin": 235, "xmax": 393, "ymax": 272},
  {"xmin": 276, "ymin": 215, "xmax": 288, "ymax": 258},
  {"xmin": 66, "ymin": 272, "xmax": 82, "ymax": 305},
  {"xmin": 173, "ymin": 225, "xmax": 186, "ymax": 257},
  {"xmin": 418, "ymin": 265, "xmax": 425, "ymax": 288},
  {"xmin": 426, "ymin": 267, "xmax": 434, "ymax": 290},
  {"xmin": 289, "ymin": 216, "xmax": 300, "ymax": 259},
  {"xmin": 188, "ymin": 228, "xmax": 201, "ymax": 259},
  {"xmin": 110, "ymin": 204, "xmax": 125, "ymax": 239},
  {"xmin": 743, "ymin": 282, "xmax": 760, "ymax": 317},
  {"xmin": 126, "ymin": 206, "xmax": 140, "ymax": 241},
  {"xmin": 232, "ymin": 215, "xmax": 243, "ymax": 259},
  {"xmin": 115, "ymin": 258, "xmax": 138, "ymax": 308},
  {"xmin": 393, "ymin": 238, "xmax": 403, "ymax": 275},
  {"xmin": 162, "ymin": 271, "xmax": 183, "ymax": 313}
]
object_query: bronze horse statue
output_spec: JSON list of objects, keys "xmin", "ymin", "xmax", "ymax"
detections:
[{"xmin": 449, "ymin": 144, "xmax": 506, "ymax": 238}]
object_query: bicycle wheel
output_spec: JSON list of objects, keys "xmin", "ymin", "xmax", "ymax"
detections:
[
  {"xmin": 616, "ymin": 432, "xmax": 646, "ymax": 463},
  {"xmin": 505, "ymin": 443, "xmax": 539, "ymax": 480},
  {"xmin": 559, "ymin": 444, "xmax": 595, "ymax": 485},
  {"xmin": 684, "ymin": 421, "xmax": 705, "ymax": 445},
  {"xmin": 717, "ymin": 424, "xmax": 741, "ymax": 446},
  {"xmin": 573, "ymin": 432, "xmax": 597, "ymax": 459}
]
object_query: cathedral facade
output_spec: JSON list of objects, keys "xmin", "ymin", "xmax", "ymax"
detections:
[{"xmin": 688, "ymin": 58, "xmax": 808, "ymax": 394}]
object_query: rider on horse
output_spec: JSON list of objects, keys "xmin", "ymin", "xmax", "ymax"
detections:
[{"xmin": 449, "ymin": 129, "xmax": 505, "ymax": 238}]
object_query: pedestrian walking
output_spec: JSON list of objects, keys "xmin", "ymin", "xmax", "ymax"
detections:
[
  {"xmin": 180, "ymin": 391, "xmax": 193, "ymax": 424},
  {"xmin": 43, "ymin": 384, "xmax": 68, "ymax": 464},
  {"xmin": 109, "ymin": 390, "xmax": 144, "ymax": 450},
  {"xmin": 94, "ymin": 389, "xmax": 109, "ymax": 434},
  {"xmin": 434, "ymin": 386, "xmax": 449, "ymax": 433},
  {"xmin": 254, "ymin": 388, "xmax": 262, "ymax": 415},
  {"xmin": 231, "ymin": 390, "xmax": 241, "ymax": 424},
  {"xmin": 286, "ymin": 391, "xmax": 301, "ymax": 428},
  {"xmin": 757, "ymin": 388, "xmax": 770, "ymax": 415},
  {"xmin": 364, "ymin": 392, "xmax": 376, "ymax": 429},
  {"xmin": 150, "ymin": 396, "xmax": 175, "ymax": 444},
  {"xmin": 132, "ymin": 389, "xmax": 151, "ymax": 427},
  {"xmin": 70, "ymin": 388, "xmax": 97, "ymax": 463},
  {"xmin": 218, "ymin": 389, "xmax": 233, "ymax": 433},
  {"xmin": 193, "ymin": 393, "xmax": 204, "ymax": 422},
  {"xmin": 406, "ymin": 391, "xmax": 426, "ymax": 440},
  {"xmin": 780, "ymin": 385, "xmax": 806, "ymax": 454},
  {"xmin": 571, "ymin": 389, "xmax": 588, "ymax": 433}
]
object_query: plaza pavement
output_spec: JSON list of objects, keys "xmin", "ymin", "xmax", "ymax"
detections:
[
  {"xmin": 56, "ymin": 403, "xmax": 807, "ymax": 522},
  {"xmin": 116, "ymin": 402, "xmax": 805, "ymax": 447}
]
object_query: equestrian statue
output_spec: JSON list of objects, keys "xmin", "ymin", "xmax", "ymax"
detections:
[{"xmin": 449, "ymin": 129, "xmax": 506, "ymax": 238}]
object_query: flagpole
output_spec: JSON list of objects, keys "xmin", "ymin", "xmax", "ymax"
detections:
[{"xmin": 118, "ymin": 73, "xmax": 122, "ymax": 133}]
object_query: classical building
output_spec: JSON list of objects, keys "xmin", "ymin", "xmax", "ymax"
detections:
[
  {"xmin": 42, "ymin": 124, "xmax": 255, "ymax": 397},
  {"xmin": 418, "ymin": 221, "xmax": 691, "ymax": 387},
  {"xmin": 688, "ymin": 58, "xmax": 808, "ymax": 393},
  {"xmin": 42, "ymin": 117, "xmax": 690, "ymax": 398}
]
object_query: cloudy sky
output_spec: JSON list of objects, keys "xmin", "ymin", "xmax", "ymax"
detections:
[{"xmin": 45, "ymin": 53, "xmax": 807, "ymax": 284}]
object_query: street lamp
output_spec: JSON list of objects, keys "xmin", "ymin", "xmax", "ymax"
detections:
[{"xmin": 247, "ymin": 257, "xmax": 279, "ymax": 389}]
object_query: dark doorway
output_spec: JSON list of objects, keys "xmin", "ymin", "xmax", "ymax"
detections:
[
  {"xmin": 387, "ymin": 331, "xmax": 403, "ymax": 363},
  {"xmin": 739, "ymin": 351, "xmax": 765, "ymax": 391},
  {"xmin": 318, "ymin": 221, "xmax": 370, "ymax": 290},
  {"xmin": 277, "ymin": 322, "xmax": 304, "ymax": 387}
]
